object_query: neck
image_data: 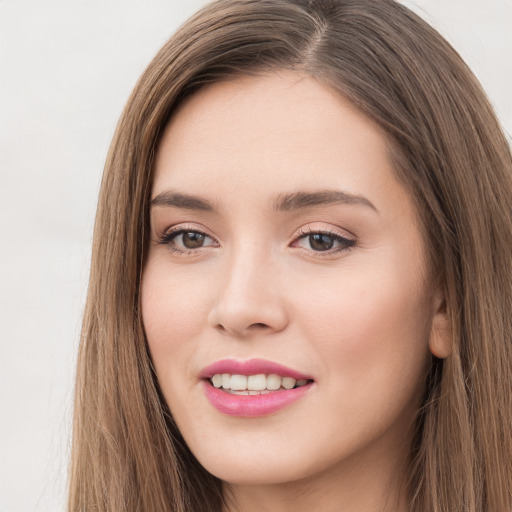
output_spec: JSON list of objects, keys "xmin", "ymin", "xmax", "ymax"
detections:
[{"xmin": 222, "ymin": 437, "xmax": 411, "ymax": 512}]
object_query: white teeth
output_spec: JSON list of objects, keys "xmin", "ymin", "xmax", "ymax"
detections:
[
  {"xmin": 221, "ymin": 374, "xmax": 231, "ymax": 389},
  {"xmin": 247, "ymin": 374, "xmax": 267, "ymax": 390},
  {"xmin": 230, "ymin": 374, "xmax": 247, "ymax": 390},
  {"xmin": 211, "ymin": 374, "xmax": 222, "ymax": 388},
  {"xmin": 267, "ymin": 374, "xmax": 282, "ymax": 390},
  {"xmin": 282, "ymin": 377, "xmax": 296, "ymax": 390},
  {"xmin": 229, "ymin": 389, "xmax": 271, "ymax": 395},
  {"xmin": 210, "ymin": 373, "xmax": 310, "ymax": 392}
]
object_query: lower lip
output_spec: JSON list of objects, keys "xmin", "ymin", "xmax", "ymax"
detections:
[{"xmin": 202, "ymin": 381, "xmax": 313, "ymax": 417}]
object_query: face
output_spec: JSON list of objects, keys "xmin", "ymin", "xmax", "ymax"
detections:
[{"xmin": 142, "ymin": 72, "xmax": 444, "ymax": 488}]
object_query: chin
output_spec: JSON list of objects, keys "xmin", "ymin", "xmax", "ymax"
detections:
[
  {"xmin": 200, "ymin": 456, "xmax": 315, "ymax": 486},
  {"xmin": 182, "ymin": 427, "xmax": 346, "ymax": 487}
]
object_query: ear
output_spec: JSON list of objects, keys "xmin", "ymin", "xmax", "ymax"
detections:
[{"xmin": 428, "ymin": 288, "xmax": 452, "ymax": 359}]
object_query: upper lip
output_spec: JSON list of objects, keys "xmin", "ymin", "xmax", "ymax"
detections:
[{"xmin": 200, "ymin": 358, "xmax": 313, "ymax": 381}]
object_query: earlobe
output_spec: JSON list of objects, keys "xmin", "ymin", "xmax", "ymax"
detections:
[{"xmin": 428, "ymin": 293, "xmax": 452, "ymax": 359}]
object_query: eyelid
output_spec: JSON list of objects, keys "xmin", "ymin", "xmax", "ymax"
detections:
[
  {"xmin": 154, "ymin": 221, "xmax": 355, "ymax": 256},
  {"xmin": 293, "ymin": 222, "xmax": 356, "ymax": 241},
  {"xmin": 156, "ymin": 223, "xmax": 219, "ymax": 249},
  {"xmin": 290, "ymin": 224, "xmax": 356, "ymax": 255}
]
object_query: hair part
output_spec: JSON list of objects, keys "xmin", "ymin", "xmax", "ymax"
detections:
[{"xmin": 69, "ymin": 1, "xmax": 512, "ymax": 510}]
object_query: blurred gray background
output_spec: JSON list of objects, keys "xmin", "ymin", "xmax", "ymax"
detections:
[{"xmin": 1, "ymin": 1, "xmax": 511, "ymax": 510}]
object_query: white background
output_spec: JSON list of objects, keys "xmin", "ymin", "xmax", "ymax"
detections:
[{"xmin": 1, "ymin": 1, "xmax": 511, "ymax": 511}]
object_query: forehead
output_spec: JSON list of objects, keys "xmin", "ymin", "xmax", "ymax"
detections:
[{"xmin": 152, "ymin": 71, "xmax": 415, "ymax": 223}]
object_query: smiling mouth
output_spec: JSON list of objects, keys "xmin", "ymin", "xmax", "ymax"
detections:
[
  {"xmin": 202, "ymin": 361, "xmax": 315, "ymax": 416},
  {"xmin": 208, "ymin": 373, "xmax": 313, "ymax": 395}
]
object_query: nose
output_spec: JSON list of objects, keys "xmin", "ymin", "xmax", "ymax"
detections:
[{"xmin": 207, "ymin": 250, "xmax": 289, "ymax": 338}]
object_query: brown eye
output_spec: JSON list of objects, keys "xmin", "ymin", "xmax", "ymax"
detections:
[
  {"xmin": 181, "ymin": 231, "xmax": 206, "ymax": 249},
  {"xmin": 159, "ymin": 229, "xmax": 218, "ymax": 253},
  {"xmin": 292, "ymin": 230, "xmax": 355, "ymax": 254},
  {"xmin": 308, "ymin": 233, "xmax": 335, "ymax": 251}
]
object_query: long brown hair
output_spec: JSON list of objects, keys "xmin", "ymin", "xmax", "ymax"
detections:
[{"xmin": 68, "ymin": 1, "xmax": 512, "ymax": 510}]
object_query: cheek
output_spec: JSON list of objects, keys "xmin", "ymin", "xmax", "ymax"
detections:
[
  {"xmin": 294, "ymin": 265, "xmax": 432, "ymax": 399},
  {"xmin": 141, "ymin": 260, "xmax": 211, "ymax": 379},
  {"xmin": 284, "ymin": 273, "xmax": 432, "ymax": 467}
]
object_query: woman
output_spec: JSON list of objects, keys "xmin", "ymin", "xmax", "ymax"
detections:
[{"xmin": 69, "ymin": 0, "xmax": 512, "ymax": 510}]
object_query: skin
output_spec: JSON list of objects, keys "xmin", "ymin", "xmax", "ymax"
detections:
[{"xmin": 141, "ymin": 71, "xmax": 449, "ymax": 512}]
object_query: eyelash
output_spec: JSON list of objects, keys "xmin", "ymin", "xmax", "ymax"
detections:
[
  {"xmin": 293, "ymin": 227, "xmax": 356, "ymax": 256},
  {"xmin": 156, "ymin": 226, "xmax": 218, "ymax": 255},
  {"xmin": 156, "ymin": 225, "xmax": 355, "ymax": 256}
]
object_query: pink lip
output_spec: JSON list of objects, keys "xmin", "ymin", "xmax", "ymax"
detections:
[
  {"xmin": 200, "ymin": 358, "xmax": 314, "ymax": 417},
  {"xmin": 200, "ymin": 358, "xmax": 312, "ymax": 380}
]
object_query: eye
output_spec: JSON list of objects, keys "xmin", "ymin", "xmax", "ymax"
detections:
[
  {"xmin": 158, "ymin": 228, "xmax": 218, "ymax": 253},
  {"xmin": 292, "ymin": 229, "xmax": 355, "ymax": 254}
]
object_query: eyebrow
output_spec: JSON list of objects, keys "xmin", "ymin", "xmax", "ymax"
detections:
[
  {"xmin": 273, "ymin": 190, "xmax": 378, "ymax": 213},
  {"xmin": 150, "ymin": 189, "xmax": 378, "ymax": 214},
  {"xmin": 150, "ymin": 191, "xmax": 216, "ymax": 212}
]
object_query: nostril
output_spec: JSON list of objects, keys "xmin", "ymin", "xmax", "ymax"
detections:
[
  {"xmin": 214, "ymin": 321, "xmax": 271, "ymax": 336},
  {"xmin": 215, "ymin": 324, "xmax": 228, "ymax": 334},
  {"xmin": 248, "ymin": 322, "xmax": 269, "ymax": 330},
  {"xmin": 247, "ymin": 322, "xmax": 270, "ymax": 332}
]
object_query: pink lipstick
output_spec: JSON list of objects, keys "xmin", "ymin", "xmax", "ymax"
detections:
[{"xmin": 200, "ymin": 358, "xmax": 314, "ymax": 417}]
